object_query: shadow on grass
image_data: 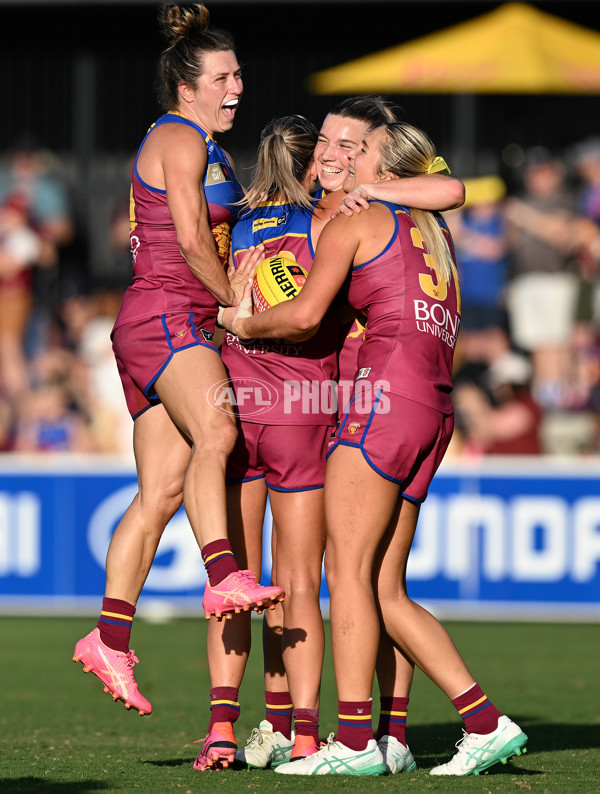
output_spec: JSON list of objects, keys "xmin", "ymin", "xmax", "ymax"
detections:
[
  {"xmin": 142, "ymin": 718, "xmax": 600, "ymax": 777},
  {"xmin": 0, "ymin": 780, "xmax": 109, "ymax": 793},
  {"xmin": 145, "ymin": 758, "xmax": 192, "ymax": 768},
  {"xmin": 410, "ymin": 716, "xmax": 600, "ymax": 774}
]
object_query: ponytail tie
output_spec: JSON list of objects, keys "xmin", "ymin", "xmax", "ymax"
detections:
[{"xmin": 426, "ymin": 156, "xmax": 451, "ymax": 175}]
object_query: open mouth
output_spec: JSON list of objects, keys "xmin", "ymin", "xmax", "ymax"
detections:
[{"xmin": 223, "ymin": 99, "xmax": 239, "ymax": 112}]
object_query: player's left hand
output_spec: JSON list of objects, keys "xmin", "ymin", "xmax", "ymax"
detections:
[
  {"xmin": 336, "ymin": 185, "xmax": 370, "ymax": 217},
  {"xmin": 228, "ymin": 244, "xmax": 264, "ymax": 305}
]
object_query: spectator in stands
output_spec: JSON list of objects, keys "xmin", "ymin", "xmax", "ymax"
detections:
[
  {"xmin": 12, "ymin": 376, "xmax": 96, "ymax": 453},
  {"xmin": 453, "ymin": 352, "xmax": 543, "ymax": 456},
  {"xmin": 0, "ymin": 139, "xmax": 74, "ymax": 261},
  {"xmin": 0, "ymin": 194, "xmax": 42, "ymax": 398},
  {"xmin": 58, "ymin": 288, "xmax": 132, "ymax": 457},
  {"xmin": 504, "ymin": 146, "xmax": 580, "ymax": 411},
  {"xmin": 446, "ymin": 175, "xmax": 510, "ymax": 369},
  {"xmin": 570, "ymin": 138, "xmax": 600, "ymax": 386},
  {"xmin": 0, "ymin": 138, "xmax": 76, "ymax": 358}
]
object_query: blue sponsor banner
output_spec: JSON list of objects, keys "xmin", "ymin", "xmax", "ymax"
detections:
[
  {"xmin": 0, "ymin": 456, "xmax": 599, "ymax": 619},
  {"xmin": 407, "ymin": 461, "xmax": 600, "ymax": 619}
]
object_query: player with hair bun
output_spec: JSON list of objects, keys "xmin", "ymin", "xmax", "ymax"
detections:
[
  {"xmin": 221, "ymin": 120, "xmax": 527, "ymax": 777},
  {"xmin": 73, "ymin": 2, "xmax": 283, "ymax": 720}
]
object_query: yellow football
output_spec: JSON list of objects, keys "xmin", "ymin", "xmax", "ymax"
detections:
[{"xmin": 252, "ymin": 254, "xmax": 307, "ymax": 313}]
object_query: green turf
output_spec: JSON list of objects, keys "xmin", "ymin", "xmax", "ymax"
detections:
[{"xmin": 0, "ymin": 617, "xmax": 598, "ymax": 792}]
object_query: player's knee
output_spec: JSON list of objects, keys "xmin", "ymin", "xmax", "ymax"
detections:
[
  {"xmin": 275, "ymin": 552, "xmax": 323, "ymax": 591},
  {"xmin": 196, "ymin": 414, "xmax": 237, "ymax": 458},
  {"xmin": 138, "ymin": 479, "xmax": 184, "ymax": 525},
  {"xmin": 378, "ymin": 588, "xmax": 411, "ymax": 621},
  {"xmin": 278, "ymin": 576, "xmax": 321, "ymax": 602},
  {"xmin": 220, "ymin": 417, "xmax": 238, "ymax": 456}
]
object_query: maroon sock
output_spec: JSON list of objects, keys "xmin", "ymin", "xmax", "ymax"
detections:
[
  {"xmin": 294, "ymin": 708, "xmax": 320, "ymax": 743},
  {"xmin": 209, "ymin": 686, "xmax": 240, "ymax": 728},
  {"xmin": 336, "ymin": 699, "xmax": 373, "ymax": 751},
  {"xmin": 452, "ymin": 683, "xmax": 502, "ymax": 735},
  {"xmin": 201, "ymin": 539, "xmax": 239, "ymax": 586},
  {"xmin": 376, "ymin": 696, "xmax": 409, "ymax": 744},
  {"xmin": 265, "ymin": 690, "xmax": 293, "ymax": 739},
  {"xmin": 97, "ymin": 597, "xmax": 135, "ymax": 653}
]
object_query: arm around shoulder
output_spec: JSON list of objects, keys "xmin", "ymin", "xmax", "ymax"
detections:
[{"xmin": 363, "ymin": 173, "xmax": 465, "ymax": 211}]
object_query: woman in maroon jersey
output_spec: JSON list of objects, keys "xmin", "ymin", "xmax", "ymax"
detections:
[
  {"xmin": 220, "ymin": 121, "xmax": 527, "ymax": 778},
  {"xmin": 72, "ymin": 2, "xmax": 282, "ymax": 721}
]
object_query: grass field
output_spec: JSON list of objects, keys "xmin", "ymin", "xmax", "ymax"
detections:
[{"xmin": 0, "ymin": 616, "xmax": 598, "ymax": 793}]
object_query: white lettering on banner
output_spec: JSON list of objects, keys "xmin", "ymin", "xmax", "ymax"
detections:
[
  {"xmin": 445, "ymin": 495, "xmax": 506, "ymax": 588},
  {"xmin": 512, "ymin": 497, "xmax": 568, "ymax": 582},
  {"xmin": 407, "ymin": 493, "xmax": 600, "ymax": 594},
  {"xmin": 0, "ymin": 492, "xmax": 41, "ymax": 577},
  {"xmin": 573, "ymin": 498, "xmax": 600, "ymax": 582}
]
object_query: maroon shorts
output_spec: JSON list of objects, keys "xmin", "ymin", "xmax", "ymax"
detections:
[
  {"xmin": 327, "ymin": 390, "xmax": 453, "ymax": 502},
  {"xmin": 112, "ymin": 312, "xmax": 218, "ymax": 419},
  {"xmin": 226, "ymin": 421, "xmax": 332, "ymax": 492}
]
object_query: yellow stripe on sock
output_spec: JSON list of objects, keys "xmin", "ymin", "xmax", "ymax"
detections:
[
  {"xmin": 100, "ymin": 611, "xmax": 133, "ymax": 621},
  {"xmin": 338, "ymin": 713, "xmax": 371, "ymax": 721},
  {"xmin": 458, "ymin": 695, "xmax": 487, "ymax": 715},
  {"xmin": 211, "ymin": 699, "xmax": 239, "ymax": 707},
  {"xmin": 267, "ymin": 703, "xmax": 293, "ymax": 710},
  {"xmin": 380, "ymin": 710, "xmax": 407, "ymax": 717},
  {"xmin": 204, "ymin": 550, "xmax": 235, "ymax": 564}
]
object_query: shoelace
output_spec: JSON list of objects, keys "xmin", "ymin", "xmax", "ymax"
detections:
[
  {"xmin": 246, "ymin": 727, "xmax": 266, "ymax": 747},
  {"xmin": 125, "ymin": 650, "xmax": 140, "ymax": 668},
  {"xmin": 238, "ymin": 570, "xmax": 258, "ymax": 583},
  {"xmin": 455, "ymin": 730, "xmax": 474, "ymax": 752},
  {"xmin": 444, "ymin": 730, "xmax": 479, "ymax": 770},
  {"xmin": 319, "ymin": 733, "xmax": 339, "ymax": 753}
]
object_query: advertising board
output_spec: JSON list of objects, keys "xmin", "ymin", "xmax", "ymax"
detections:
[{"xmin": 1, "ymin": 457, "xmax": 598, "ymax": 620}]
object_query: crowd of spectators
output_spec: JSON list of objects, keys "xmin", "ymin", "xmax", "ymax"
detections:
[
  {"xmin": 448, "ymin": 140, "xmax": 600, "ymax": 456},
  {"xmin": 0, "ymin": 137, "xmax": 598, "ymax": 458},
  {"xmin": 0, "ymin": 140, "xmax": 132, "ymax": 458}
]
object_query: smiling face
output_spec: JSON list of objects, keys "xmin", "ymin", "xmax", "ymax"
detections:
[
  {"xmin": 313, "ymin": 113, "xmax": 371, "ymax": 193},
  {"xmin": 183, "ymin": 49, "xmax": 243, "ymax": 135},
  {"xmin": 342, "ymin": 126, "xmax": 388, "ymax": 193}
]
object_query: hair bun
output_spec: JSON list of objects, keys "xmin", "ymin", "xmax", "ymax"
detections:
[{"xmin": 159, "ymin": 3, "xmax": 210, "ymax": 47}]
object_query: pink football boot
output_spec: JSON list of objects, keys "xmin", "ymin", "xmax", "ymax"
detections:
[
  {"xmin": 73, "ymin": 628, "xmax": 152, "ymax": 715},
  {"xmin": 193, "ymin": 722, "xmax": 237, "ymax": 771},
  {"xmin": 202, "ymin": 570, "xmax": 284, "ymax": 620}
]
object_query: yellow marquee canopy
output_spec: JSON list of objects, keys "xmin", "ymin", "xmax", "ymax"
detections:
[{"xmin": 310, "ymin": 2, "xmax": 600, "ymax": 95}]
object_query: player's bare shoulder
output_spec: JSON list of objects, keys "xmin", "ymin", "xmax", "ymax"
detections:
[{"xmin": 157, "ymin": 119, "xmax": 206, "ymax": 155}]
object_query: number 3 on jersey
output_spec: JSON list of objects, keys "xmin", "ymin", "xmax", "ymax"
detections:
[{"xmin": 410, "ymin": 226, "xmax": 461, "ymax": 313}]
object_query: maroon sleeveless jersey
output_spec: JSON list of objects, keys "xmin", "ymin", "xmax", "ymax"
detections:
[
  {"xmin": 114, "ymin": 114, "xmax": 244, "ymax": 330},
  {"xmin": 347, "ymin": 202, "xmax": 461, "ymax": 415}
]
